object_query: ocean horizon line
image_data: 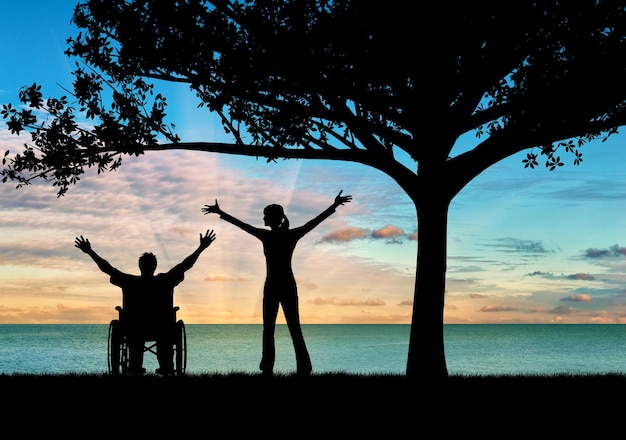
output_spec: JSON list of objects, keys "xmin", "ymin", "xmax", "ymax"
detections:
[{"xmin": 0, "ymin": 322, "xmax": 621, "ymax": 326}]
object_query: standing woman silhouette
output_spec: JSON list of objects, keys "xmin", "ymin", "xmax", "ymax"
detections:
[{"xmin": 202, "ymin": 190, "xmax": 352, "ymax": 376}]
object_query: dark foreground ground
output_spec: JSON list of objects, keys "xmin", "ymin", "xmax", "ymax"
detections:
[{"xmin": 3, "ymin": 372, "xmax": 623, "ymax": 436}]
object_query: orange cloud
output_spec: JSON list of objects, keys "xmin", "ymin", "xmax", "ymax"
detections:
[
  {"xmin": 470, "ymin": 293, "xmax": 488, "ymax": 299},
  {"xmin": 480, "ymin": 305, "xmax": 518, "ymax": 312},
  {"xmin": 561, "ymin": 294, "xmax": 592, "ymax": 302},
  {"xmin": 169, "ymin": 226, "xmax": 194, "ymax": 235},
  {"xmin": 371, "ymin": 224, "xmax": 404, "ymax": 239},
  {"xmin": 319, "ymin": 227, "xmax": 367, "ymax": 243}
]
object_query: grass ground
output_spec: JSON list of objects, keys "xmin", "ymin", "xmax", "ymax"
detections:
[{"xmin": 3, "ymin": 372, "xmax": 623, "ymax": 436}]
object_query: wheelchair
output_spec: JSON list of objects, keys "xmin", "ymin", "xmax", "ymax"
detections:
[{"xmin": 107, "ymin": 305, "xmax": 187, "ymax": 375}]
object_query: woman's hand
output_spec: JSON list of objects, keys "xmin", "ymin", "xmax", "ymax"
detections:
[
  {"xmin": 334, "ymin": 190, "xmax": 352, "ymax": 207},
  {"xmin": 202, "ymin": 199, "xmax": 221, "ymax": 215}
]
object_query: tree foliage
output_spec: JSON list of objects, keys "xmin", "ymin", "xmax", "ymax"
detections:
[
  {"xmin": 6, "ymin": 1, "xmax": 626, "ymax": 196},
  {"xmin": 3, "ymin": 0, "xmax": 626, "ymax": 377}
]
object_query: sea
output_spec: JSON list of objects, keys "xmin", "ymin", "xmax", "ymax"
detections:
[{"xmin": 1, "ymin": 324, "xmax": 626, "ymax": 376}]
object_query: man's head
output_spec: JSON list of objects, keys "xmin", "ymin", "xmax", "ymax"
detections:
[{"xmin": 138, "ymin": 252, "xmax": 157, "ymax": 276}]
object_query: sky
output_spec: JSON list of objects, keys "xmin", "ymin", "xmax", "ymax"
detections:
[{"xmin": 1, "ymin": 2, "xmax": 626, "ymax": 325}]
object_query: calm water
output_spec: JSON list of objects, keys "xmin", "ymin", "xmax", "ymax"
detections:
[{"xmin": 0, "ymin": 324, "xmax": 625, "ymax": 376}]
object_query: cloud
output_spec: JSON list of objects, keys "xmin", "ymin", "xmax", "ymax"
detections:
[
  {"xmin": 454, "ymin": 266, "xmax": 485, "ymax": 273},
  {"xmin": 204, "ymin": 274, "xmax": 249, "ymax": 282},
  {"xmin": 561, "ymin": 294, "xmax": 592, "ymax": 302},
  {"xmin": 308, "ymin": 297, "xmax": 386, "ymax": 306},
  {"xmin": 469, "ymin": 293, "xmax": 488, "ymax": 299},
  {"xmin": 319, "ymin": 224, "xmax": 416, "ymax": 244},
  {"xmin": 566, "ymin": 273, "xmax": 595, "ymax": 281},
  {"xmin": 551, "ymin": 306, "xmax": 575, "ymax": 314},
  {"xmin": 483, "ymin": 238, "xmax": 552, "ymax": 254},
  {"xmin": 480, "ymin": 305, "xmax": 519, "ymax": 312},
  {"xmin": 169, "ymin": 226, "xmax": 194, "ymax": 235},
  {"xmin": 397, "ymin": 300, "xmax": 413, "ymax": 306},
  {"xmin": 371, "ymin": 224, "xmax": 405, "ymax": 240},
  {"xmin": 296, "ymin": 279, "xmax": 319, "ymax": 290},
  {"xmin": 513, "ymin": 240, "xmax": 549, "ymax": 253},
  {"xmin": 526, "ymin": 271, "xmax": 551, "ymax": 277},
  {"xmin": 319, "ymin": 227, "xmax": 368, "ymax": 243},
  {"xmin": 585, "ymin": 244, "xmax": 626, "ymax": 258}
]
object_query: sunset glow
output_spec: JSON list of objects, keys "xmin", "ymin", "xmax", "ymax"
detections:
[{"xmin": 1, "ymin": 1, "xmax": 625, "ymax": 324}]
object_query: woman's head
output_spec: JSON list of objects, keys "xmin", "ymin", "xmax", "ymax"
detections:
[{"xmin": 263, "ymin": 204, "xmax": 288, "ymax": 229}]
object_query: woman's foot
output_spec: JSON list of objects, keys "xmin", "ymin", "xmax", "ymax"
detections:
[{"xmin": 297, "ymin": 364, "xmax": 312, "ymax": 377}]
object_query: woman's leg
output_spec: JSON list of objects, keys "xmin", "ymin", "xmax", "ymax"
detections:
[
  {"xmin": 282, "ymin": 293, "xmax": 312, "ymax": 376},
  {"xmin": 260, "ymin": 293, "xmax": 280, "ymax": 375}
]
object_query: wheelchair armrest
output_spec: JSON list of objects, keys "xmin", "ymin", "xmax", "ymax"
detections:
[{"xmin": 114, "ymin": 305, "xmax": 180, "ymax": 324}]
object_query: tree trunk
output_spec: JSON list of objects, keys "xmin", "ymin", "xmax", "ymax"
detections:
[{"xmin": 406, "ymin": 193, "xmax": 450, "ymax": 380}]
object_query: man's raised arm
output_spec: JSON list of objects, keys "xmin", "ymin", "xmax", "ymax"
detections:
[
  {"xmin": 173, "ymin": 229, "xmax": 216, "ymax": 273},
  {"xmin": 74, "ymin": 235, "xmax": 117, "ymax": 276}
]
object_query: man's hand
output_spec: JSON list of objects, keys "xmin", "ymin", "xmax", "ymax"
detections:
[
  {"xmin": 74, "ymin": 236, "xmax": 92, "ymax": 253},
  {"xmin": 200, "ymin": 229, "xmax": 217, "ymax": 248}
]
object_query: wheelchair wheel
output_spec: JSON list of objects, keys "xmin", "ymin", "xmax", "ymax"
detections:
[
  {"xmin": 108, "ymin": 319, "xmax": 127, "ymax": 375},
  {"xmin": 174, "ymin": 320, "xmax": 187, "ymax": 375}
]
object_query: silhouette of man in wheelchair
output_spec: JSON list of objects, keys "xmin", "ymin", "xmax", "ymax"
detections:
[{"xmin": 75, "ymin": 230, "xmax": 216, "ymax": 375}]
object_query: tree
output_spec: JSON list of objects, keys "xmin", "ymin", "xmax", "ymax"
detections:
[{"xmin": 3, "ymin": 0, "xmax": 626, "ymax": 379}]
